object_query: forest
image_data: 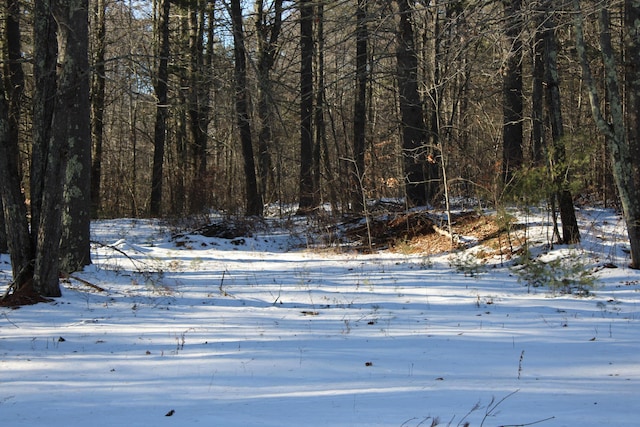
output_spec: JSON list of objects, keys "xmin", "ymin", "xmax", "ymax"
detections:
[{"xmin": 1, "ymin": 0, "xmax": 640, "ymax": 300}]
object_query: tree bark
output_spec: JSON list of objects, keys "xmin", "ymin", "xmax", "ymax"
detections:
[
  {"xmin": 317, "ymin": 1, "xmax": 338, "ymax": 213},
  {"xmin": 60, "ymin": 0, "xmax": 92, "ymax": 273},
  {"xmin": 5, "ymin": 0, "xmax": 24, "ymax": 154},
  {"xmin": 622, "ymin": 0, "xmax": 640, "ymax": 266},
  {"xmin": 531, "ymin": 6, "xmax": 545, "ymax": 166},
  {"xmin": 31, "ymin": 0, "xmax": 58, "ymax": 255},
  {"xmin": 0, "ymin": 73, "xmax": 32, "ymax": 279},
  {"xmin": 256, "ymin": 0, "xmax": 283, "ymax": 205},
  {"xmin": 230, "ymin": 0, "xmax": 262, "ymax": 216},
  {"xmin": 1, "ymin": 0, "xmax": 25, "ymax": 256},
  {"xmin": 502, "ymin": 0, "xmax": 523, "ymax": 183},
  {"xmin": 624, "ymin": 0, "xmax": 640, "ymax": 224},
  {"xmin": 396, "ymin": 0, "xmax": 428, "ymax": 206},
  {"xmin": 352, "ymin": 0, "xmax": 368, "ymax": 213},
  {"xmin": 90, "ymin": 0, "xmax": 106, "ymax": 216},
  {"xmin": 150, "ymin": 0, "xmax": 170, "ymax": 217},
  {"xmin": 298, "ymin": 0, "xmax": 315, "ymax": 213},
  {"xmin": 311, "ymin": 3, "xmax": 322, "ymax": 209},
  {"xmin": 188, "ymin": 1, "xmax": 212, "ymax": 213},
  {"xmin": 541, "ymin": 3, "xmax": 579, "ymax": 244},
  {"xmin": 32, "ymin": 0, "xmax": 93, "ymax": 297},
  {"xmin": 573, "ymin": 1, "xmax": 640, "ymax": 267},
  {"xmin": 0, "ymin": 201, "xmax": 6, "ymax": 253}
]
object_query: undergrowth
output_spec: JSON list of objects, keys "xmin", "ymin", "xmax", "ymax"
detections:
[{"xmin": 513, "ymin": 248, "xmax": 598, "ymax": 296}]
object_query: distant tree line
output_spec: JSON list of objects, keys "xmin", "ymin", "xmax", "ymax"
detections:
[{"xmin": 1, "ymin": 0, "xmax": 640, "ymax": 301}]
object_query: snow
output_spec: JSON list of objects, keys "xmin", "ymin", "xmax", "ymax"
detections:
[{"xmin": 1, "ymin": 208, "xmax": 639, "ymax": 426}]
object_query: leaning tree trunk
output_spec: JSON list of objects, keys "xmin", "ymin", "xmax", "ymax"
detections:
[
  {"xmin": 573, "ymin": 2, "xmax": 640, "ymax": 268},
  {"xmin": 31, "ymin": 0, "xmax": 58, "ymax": 256},
  {"xmin": 623, "ymin": 0, "xmax": 640, "ymax": 266}
]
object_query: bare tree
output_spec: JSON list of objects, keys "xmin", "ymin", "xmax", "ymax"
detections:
[
  {"xmin": 573, "ymin": 0, "xmax": 640, "ymax": 267},
  {"xmin": 531, "ymin": 3, "xmax": 545, "ymax": 166},
  {"xmin": 60, "ymin": 0, "xmax": 93, "ymax": 273},
  {"xmin": 150, "ymin": 0, "xmax": 170, "ymax": 216},
  {"xmin": 298, "ymin": 0, "xmax": 316, "ymax": 213},
  {"xmin": 351, "ymin": 0, "xmax": 368, "ymax": 213},
  {"xmin": 31, "ymin": 0, "xmax": 58, "ymax": 259},
  {"xmin": 255, "ymin": 0, "xmax": 284, "ymax": 204},
  {"xmin": 5, "ymin": 0, "xmax": 24, "ymax": 158},
  {"xmin": 0, "ymin": 66, "xmax": 31, "ymax": 284},
  {"xmin": 396, "ymin": 0, "xmax": 428, "ymax": 206},
  {"xmin": 502, "ymin": 0, "xmax": 523, "ymax": 183},
  {"xmin": 91, "ymin": 0, "xmax": 106, "ymax": 216},
  {"xmin": 187, "ymin": 0, "xmax": 215, "ymax": 213},
  {"xmin": 539, "ymin": 1, "xmax": 579, "ymax": 244},
  {"xmin": 1, "ymin": 0, "xmax": 25, "ymax": 255},
  {"xmin": 230, "ymin": 0, "xmax": 263, "ymax": 216}
]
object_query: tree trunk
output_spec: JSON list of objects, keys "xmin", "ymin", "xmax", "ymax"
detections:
[
  {"xmin": 32, "ymin": 0, "xmax": 93, "ymax": 297},
  {"xmin": 60, "ymin": 0, "xmax": 92, "ymax": 273},
  {"xmin": 311, "ymin": 4, "xmax": 321, "ymax": 209},
  {"xmin": 622, "ymin": 0, "xmax": 640, "ymax": 267},
  {"xmin": 573, "ymin": 1, "xmax": 640, "ymax": 267},
  {"xmin": 352, "ymin": 0, "xmax": 368, "ymax": 213},
  {"xmin": 1, "ymin": 0, "xmax": 25, "ymax": 256},
  {"xmin": 5, "ymin": 0, "xmax": 24, "ymax": 154},
  {"xmin": 0, "ymin": 75, "xmax": 32, "ymax": 279},
  {"xmin": 256, "ymin": 0, "xmax": 283, "ymax": 205},
  {"xmin": 298, "ymin": 0, "xmax": 315, "ymax": 213},
  {"xmin": 31, "ymin": 0, "xmax": 58, "ymax": 255},
  {"xmin": 396, "ymin": 0, "xmax": 428, "ymax": 207},
  {"xmin": 531, "ymin": 7, "xmax": 545, "ymax": 166},
  {"xmin": 502, "ymin": 0, "xmax": 523, "ymax": 183},
  {"xmin": 150, "ymin": 0, "xmax": 170, "ymax": 217},
  {"xmin": 188, "ymin": 1, "xmax": 211, "ymax": 214},
  {"xmin": 542, "ymin": 3, "xmax": 579, "ymax": 244},
  {"xmin": 0, "ymin": 201, "xmax": 6, "ymax": 253},
  {"xmin": 90, "ymin": 0, "xmax": 106, "ymax": 216},
  {"xmin": 230, "ymin": 0, "xmax": 262, "ymax": 216},
  {"xmin": 1, "ymin": 0, "xmax": 73, "ymax": 299},
  {"xmin": 317, "ymin": 1, "xmax": 337, "ymax": 213}
]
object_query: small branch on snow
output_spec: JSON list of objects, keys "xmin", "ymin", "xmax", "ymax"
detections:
[
  {"xmin": 91, "ymin": 240, "xmax": 148, "ymax": 271},
  {"xmin": 1, "ymin": 312, "xmax": 20, "ymax": 328},
  {"xmin": 498, "ymin": 416, "xmax": 556, "ymax": 427},
  {"xmin": 64, "ymin": 274, "xmax": 107, "ymax": 293}
]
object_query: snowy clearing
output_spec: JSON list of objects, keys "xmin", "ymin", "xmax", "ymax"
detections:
[{"xmin": 1, "ymin": 208, "xmax": 639, "ymax": 426}]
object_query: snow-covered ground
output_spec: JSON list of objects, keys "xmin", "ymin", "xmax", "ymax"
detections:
[{"xmin": 1, "ymin": 208, "xmax": 639, "ymax": 426}]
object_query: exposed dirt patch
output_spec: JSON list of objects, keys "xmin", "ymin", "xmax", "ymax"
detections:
[
  {"xmin": 338, "ymin": 211, "xmax": 525, "ymax": 256},
  {"xmin": 0, "ymin": 279, "xmax": 53, "ymax": 308},
  {"xmin": 338, "ymin": 211, "xmax": 437, "ymax": 251},
  {"xmin": 195, "ymin": 221, "xmax": 254, "ymax": 239}
]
